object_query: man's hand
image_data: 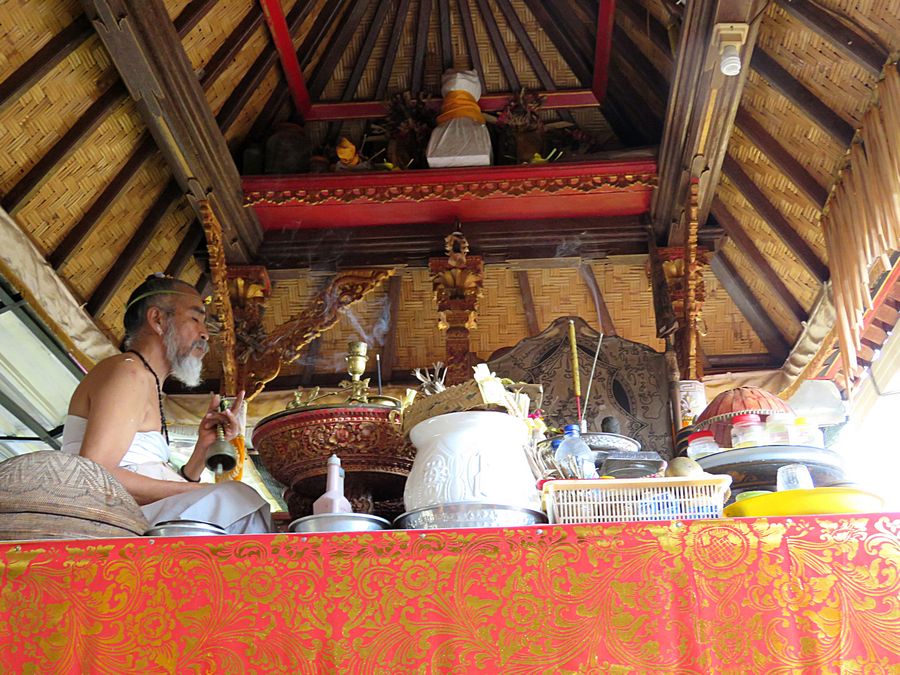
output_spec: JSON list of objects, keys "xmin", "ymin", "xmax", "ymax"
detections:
[{"xmin": 182, "ymin": 391, "xmax": 245, "ymax": 481}]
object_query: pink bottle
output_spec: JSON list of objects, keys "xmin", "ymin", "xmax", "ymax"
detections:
[{"xmin": 312, "ymin": 454, "xmax": 353, "ymax": 515}]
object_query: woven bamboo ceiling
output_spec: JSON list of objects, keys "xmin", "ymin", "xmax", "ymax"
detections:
[{"xmin": 0, "ymin": 0, "xmax": 898, "ymax": 393}]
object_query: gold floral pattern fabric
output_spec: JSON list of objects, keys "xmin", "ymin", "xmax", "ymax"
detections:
[{"xmin": 1, "ymin": 516, "xmax": 898, "ymax": 673}]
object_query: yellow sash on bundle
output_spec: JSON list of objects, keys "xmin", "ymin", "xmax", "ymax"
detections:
[{"xmin": 437, "ymin": 90, "xmax": 485, "ymax": 125}]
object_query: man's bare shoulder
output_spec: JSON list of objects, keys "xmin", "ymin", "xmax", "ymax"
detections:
[{"xmin": 85, "ymin": 352, "xmax": 148, "ymax": 383}]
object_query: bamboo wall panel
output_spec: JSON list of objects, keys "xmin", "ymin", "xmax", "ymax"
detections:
[
  {"xmin": 740, "ymin": 72, "xmax": 845, "ymax": 188},
  {"xmin": 299, "ymin": 3, "xmax": 347, "ymax": 80},
  {"xmin": 392, "ymin": 268, "xmax": 445, "ymax": 371},
  {"xmin": 321, "ymin": 1, "xmax": 381, "ymax": 101},
  {"xmin": 350, "ymin": 3, "xmax": 395, "ymax": 101},
  {"xmin": 0, "ymin": 36, "xmax": 113, "ymax": 194},
  {"xmin": 700, "ymin": 262, "xmax": 769, "ymax": 355},
  {"xmin": 759, "ymin": 4, "xmax": 877, "ymax": 128},
  {"xmin": 59, "ymin": 154, "xmax": 171, "ymax": 300},
  {"xmin": 813, "ymin": 0, "xmax": 900, "ymax": 52},
  {"xmin": 507, "ymin": 0, "xmax": 580, "ymax": 88},
  {"xmin": 591, "ymin": 262, "xmax": 663, "ymax": 348},
  {"xmin": 180, "ymin": 256, "xmax": 204, "ymax": 287},
  {"xmin": 719, "ymin": 239, "xmax": 800, "ymax": 345},
  {"xmin": 0, "ymin": 0, "xmax": 82, "ymax": 76},
  {"xmin": 14, "ymin": 98, "xmax": 144, "ymax": 254},
  {"xmin": 469, "ymin": 267, "xmax": 531, "ymax": 357},
  {"xmin": 727, "ymin": 126, "xmax": 828, "ymax": 255},
  {"xmin": 717, "ymin": 175, "xmax": 821, "ymax": 309},
  {"xmin": 181, "ymin": 0, "xmax": 255, "ymax": 73},
  {"xmin": 95, "ymin": 197, "xmax": 194, "ymax": 339}
]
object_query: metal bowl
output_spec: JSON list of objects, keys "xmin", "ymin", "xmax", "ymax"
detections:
[
  {"xmin": 394, "ymin": 502, "xmax": 547, "ymax": 530},
  {"xmin": 288, "ymin": 513, "xmax": 392, "ymax": 534},
  {"xmin": 144, "ymin": 520, "xmax": 227, "ymax": 537}
]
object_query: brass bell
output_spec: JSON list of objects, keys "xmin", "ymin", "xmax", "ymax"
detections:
[{"xmin": 205, "ymin": 398, "xmax": 238, "ymax": 474}]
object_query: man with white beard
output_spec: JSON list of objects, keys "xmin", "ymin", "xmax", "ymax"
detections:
[{"xmin": 62, "ymin": 274, "xmax": 271, "ymax": 533}]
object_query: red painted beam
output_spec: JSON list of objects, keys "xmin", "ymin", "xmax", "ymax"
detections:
[
  {"xmin": 592, "ymin": 0, "xmax": 616, "ymax": 103},
  {"xmin": 259, "ymin": 0, "xmax": 310, "ymax": 117},
  {"xmin": 243, "ymin": 158, "xmax": 657, "ymax": 230},
  {"xmin": 305, "ymin": 89, "xmax": 601, "ymax": 121}
]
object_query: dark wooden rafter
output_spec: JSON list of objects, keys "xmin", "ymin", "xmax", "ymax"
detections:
[
  {"xmin": 493, "ymin": 0, "xmax": 555, "ymax": 89},
  {"xmin": 375, "ymin": 0, "xmax": 412, "ymax": 99},
  {"xmin": 734, "ymin": 108, "xmax": 828, "ymax": 209},
  {"xmin": 653, "ymin": 0, "xmax": 768, "ymax": 242},
  {"xmin": 0, "ymin": 15, "xmax": 93, "ymax": 116},
  {"xmin": 48, "ymin": 136, "xmax": 155, "ymax": 270},
  {"xmin": 339, "ymin": 0, "xmax": 391, "ymax": 101},
  {"xmin": 591, "ymin": 0, "xmax": 615, "ymax": 103},
  {"xmin": 454, "ymin": 0, "xmax": 484, "ymax": 91},
  {"xmin": 604, "ymin": 65, "xmax": 662, "ymax": 145},
  {"xmin": 164, "ymin": 222, "xmax": 205, "ymax": 278},
  {"xmin": 609, "ymin": 26, "xmax": 668, "ymax": 116},
  {"xmin": 579, "ymin": 262, "xmax": 617, "ymax": 335},
  {"xmin": 410, "ymin": 0, "xmax": 434, "ymax": 94},
  {"xmin": 615, "ymin": 0, "xmax": 673, "ymax": 66},
  {"xmin": 710, "ymin": 198, "xmax": 807, "ymax": 323},
  {"xmin": 379, "ymin": 273, "xmax": 404, "ymax": 377},
  {"xmin": 750, "ymin": 50, "xmax": 855, "ymax": 146},
  {"xmin": 204, "ymin": 5, "xmax": 264, "ymax": 89},
  {"xmin": 82, "ymin": 0, "xmax": 261, "ymax": 265},
  {"xmin": 86, "ymin": 180, "xmax": 182, "ymax": 315},
  {"xmin": 46, "ymin": 0, "xmax": 220, "ymax": 270},
  {"xmin": 722, "ymin": 155, "xmax": 828, "ymax": 282},
  {"xmin": 438, "ymin": 0, "xmax": 454, "ymax": 72},
  {"xmin": 515, "ymin": 271, "xmax": 540, "ymax": 336},
  {"xmin": 2, "ymin": 83, "xmax": 125, "ymax": 214},
  {"xmin": 307, "ymin": 1, "xmax": 372, "ymax": 100},
  {"xmin": 710, "ymin": 253, "xmax": 790, "ymax": 360},
  {"xmin": 522, "ymin": 0, "xmax": 592, "ymax": 85},
  {"xmin": 775, "ymin": 0, "xmax": 888, "ymax": 76},
  {"xmin": 472, "ymin": 0, "xmax": 520, "ymax": 91}
]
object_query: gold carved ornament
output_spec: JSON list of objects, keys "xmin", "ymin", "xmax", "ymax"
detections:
[{"xmin": 237, "ymin": 269, "xmax": 394, "ymax": 401}]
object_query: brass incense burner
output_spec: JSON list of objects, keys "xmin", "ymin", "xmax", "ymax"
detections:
[{"xmin": 253, "ymin": 342, "xmax": 414, "ymax": 520}]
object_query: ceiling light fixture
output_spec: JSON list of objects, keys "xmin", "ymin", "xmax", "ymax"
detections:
[{"xmin": 712, "ymin": 23, "xmax": 750, "ymax": 77}]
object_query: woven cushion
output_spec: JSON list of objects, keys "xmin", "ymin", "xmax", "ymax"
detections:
[{"xmin": 0, "ymin": 451, "xmax": 148, "ymax": 540}]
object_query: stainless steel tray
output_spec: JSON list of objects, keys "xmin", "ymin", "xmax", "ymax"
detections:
[
  {"xmin": 144, "ymin": 520, "xmax": 227, "ymax": 537},
  {"xmin": 394, "ymin": 502, "xmax": 547, "ymax": 530},
  {"xmin": 288, "ymin": 512, "xmax": 391, "ymax": 533}
]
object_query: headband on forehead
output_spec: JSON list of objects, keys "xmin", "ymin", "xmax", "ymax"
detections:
[{"xmin": 125, "ymin": 289, "xmax": 195, "ymax": 312}]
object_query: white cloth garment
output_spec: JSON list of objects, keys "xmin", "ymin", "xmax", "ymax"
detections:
[{"xmin": 62, "ymin": 415, "xmax": 271, "ymax": 534}]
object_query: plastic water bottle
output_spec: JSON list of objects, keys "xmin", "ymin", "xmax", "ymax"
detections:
[{"xmin": 554, "ymin": 424, "xmax": 598, "ymax": 479}]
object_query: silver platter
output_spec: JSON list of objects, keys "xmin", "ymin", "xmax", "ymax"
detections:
[
  {"xmin": 288, "ymin": 512, "xmax": 392, "ymax": 534},
  {"xmin": 394, "ymin": 502, "xmax": 547, "ymax": 530},
  {"xmin": 144, "ymin": 520, "xmax": 227, "ymax": 537}
]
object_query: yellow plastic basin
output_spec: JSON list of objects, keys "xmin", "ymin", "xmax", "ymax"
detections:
[{"xmin": 724, "ymin": 487, "xmax": 883, "ymax": 518}]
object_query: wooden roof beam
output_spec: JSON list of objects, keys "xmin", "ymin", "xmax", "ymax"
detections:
[
  {"xmin": 722, "ymin": 155, "xmax": 829, "ymax": 283},
  {"xmin": 49, "ymin": 1, "xmax": 253, "ymax": 271},
  {"xmin": 775, "ymin": 0, "xmax": 888, "ymax": 77},
  {"xmin": 579, "ymin": 262, "xmax": 617, "ymax": 335},
  {"xmin": 410, "ymin": 0, "xmax": 434, "ymax": 94},
  {"xmin": 734, "ymin": 107, "xmax": 828, "ymax": 209},
  {"xmin": 610, "ymin": 27, "xmax": 668, "ymax": 117},
  {"xmin": 652, "ymin": 0, "xmax": 769, "ymax": 243},
  {"xmin": 438, "ymin": 0, "xmax": 453, "ymax": 73},
  {"xmin": 516, "ymin": 271, "xmax": 540, "ymax": 337},
  {"xmin": 750, "ymin": 49, "xmax": 855, "ymax": 146},
  {"xmin": 473, "ymin": 0, "xmax": 520, "ymax": 91},
  {"xmin": 375, "ymin": 0, "xmax": 412, "ymax": 99},
  {"xmin": 494, "ymin": 0, "xmax": 556, "ymax": 90},
  {"xmin": 86, "ymin": 180, "xmax": 182, "ymax": 315},
  {"xmin": 710, "ymin": 253, "xmax": 790, "ymax": 361},
  {"xmin": 81, "ymin": 0, "xmax": 261, "ymax": 263},
  {"xmin": 710, "ymin": 198, "xmax": 808, "ymax": 323},
  {"xmin": 616, "ymin": 0, "xmax": 673, "ymax": 66}
]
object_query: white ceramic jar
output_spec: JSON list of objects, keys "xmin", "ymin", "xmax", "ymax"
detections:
[{"xmin": 404, "ymin": 411, "xmax": 539, "ymax": 511}]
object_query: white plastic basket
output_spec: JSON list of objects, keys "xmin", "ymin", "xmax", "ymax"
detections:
[{"xmin": 542, "ymin": 475, "xmax": 732, "ymax": 524}]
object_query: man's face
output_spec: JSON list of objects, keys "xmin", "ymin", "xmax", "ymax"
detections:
[{"xmin": 162, "ymin": 291, "xmax": 209, "ymax": 387}]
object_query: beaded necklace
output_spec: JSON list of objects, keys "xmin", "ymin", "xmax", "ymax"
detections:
[{"xmin": 126, "ymin": 349, "xmax": 169, "ymax": 444}]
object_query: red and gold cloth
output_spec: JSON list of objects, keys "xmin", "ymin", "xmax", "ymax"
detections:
[{"xmin": 1, "ymin": 515, "xmax": 898, "ymax": 673}]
